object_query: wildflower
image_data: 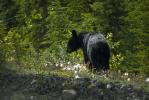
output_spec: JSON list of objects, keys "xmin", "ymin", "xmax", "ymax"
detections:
[
  {"xmin": 73, "ymin": 64, "xmax": 81, "ymax": 69},
  {"xmin": 74, "ymin": 71, "xmax": 78, "ymax": 74},
  {"xmin": 75, "ymin": 75, "xmax": 80, "ymax": 79},
  {"xmin": 44, "ymin": 63, "xmax": 48, "ymax": 67},
  {"xmin": 63, "ymin": 67, "xmax": 67, "ymax": 70},
  {"xmin": 67, "ymin": 67, "xmax": 71, "ymax": 71},
  {"xmin": 55, "ymin": 63, "xmax": 59, "ymax": 67},
  {"xmin": 67, "ymin": 61, "xmax": 71, "ymax": 65},
  {"xmin": 127, "ymin": 78, "xmax": 130, "ymax": 81},
  {"xmin": 124, "ymin": 72, "xmax": 129, "ymax": 76},
  {"xmin": 60, "ymin": 63, "xmax": 63, "ymax": 67}
]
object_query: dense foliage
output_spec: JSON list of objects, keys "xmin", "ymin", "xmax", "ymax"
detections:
[{"xmin": 0, "ymin": 0, "xmax": 148, "ymax": 76}]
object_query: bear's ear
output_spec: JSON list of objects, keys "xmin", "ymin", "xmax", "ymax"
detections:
[{"xmin": 72, "ymin": 30, "xmax": 77, "ymax": 37}]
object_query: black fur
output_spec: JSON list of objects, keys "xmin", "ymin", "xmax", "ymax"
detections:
[{"xmin": 67, "ymin": 30, "xmax": 110, "ymax": 71}]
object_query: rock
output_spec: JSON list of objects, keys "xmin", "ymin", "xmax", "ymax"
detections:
[
  {"xmin": 30, "ymin": 79, "xmax": 37, "ymax": 85},
  {"xmin": 62, "ymin": 89, "xmax": 77, "ymax": 100},
  {"xmin": 30, "ymin": 96, "xmax": 34, "ymax": 99},
  {"xmin": 96, "ymin": 82, "xmax": 106, "ymax": 89},
  {"xmin": 145, "ymin": 78, "xmax": 149, "ymax": 82}
]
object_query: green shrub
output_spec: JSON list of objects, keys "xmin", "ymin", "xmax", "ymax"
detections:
[{"xmin": 106, "ymin": 33, "xmax": 124, "ymax": 71}]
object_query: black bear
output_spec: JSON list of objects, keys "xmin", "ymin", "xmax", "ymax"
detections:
[{"xmin": 67, "ymin": 30, "xmax": 110, "ymax": 72}]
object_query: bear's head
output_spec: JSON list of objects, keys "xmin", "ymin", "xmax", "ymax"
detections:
[{"xmin": 67, "ymin": 30, "xmax": 81, "ymax": 53}]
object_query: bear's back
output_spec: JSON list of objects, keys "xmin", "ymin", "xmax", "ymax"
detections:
[
  {"xmin": 79, "ymin": 32, "xmax": 106, "ymax": 47},
  {"xmin": 89, "ymin": 33, "xmax": 105, "ymax": 43}
]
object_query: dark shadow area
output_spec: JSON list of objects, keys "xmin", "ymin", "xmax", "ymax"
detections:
[
  {"xmin": 0, "ymin": 67, "xmax": 149, "ymax": 100},
  {"xmin": 0, "ymin": 66, "xmax": 68, "ymax": 100}
]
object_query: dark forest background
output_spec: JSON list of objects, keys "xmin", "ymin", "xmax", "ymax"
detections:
[{"xmin": 0, "ymin": 0, "xmax": 149, "ymax": 76}]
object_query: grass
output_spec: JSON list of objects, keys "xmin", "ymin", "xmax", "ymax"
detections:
[{"xmin": 1, "ymin": 61, "xmax": 149, "ymax": 92}]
